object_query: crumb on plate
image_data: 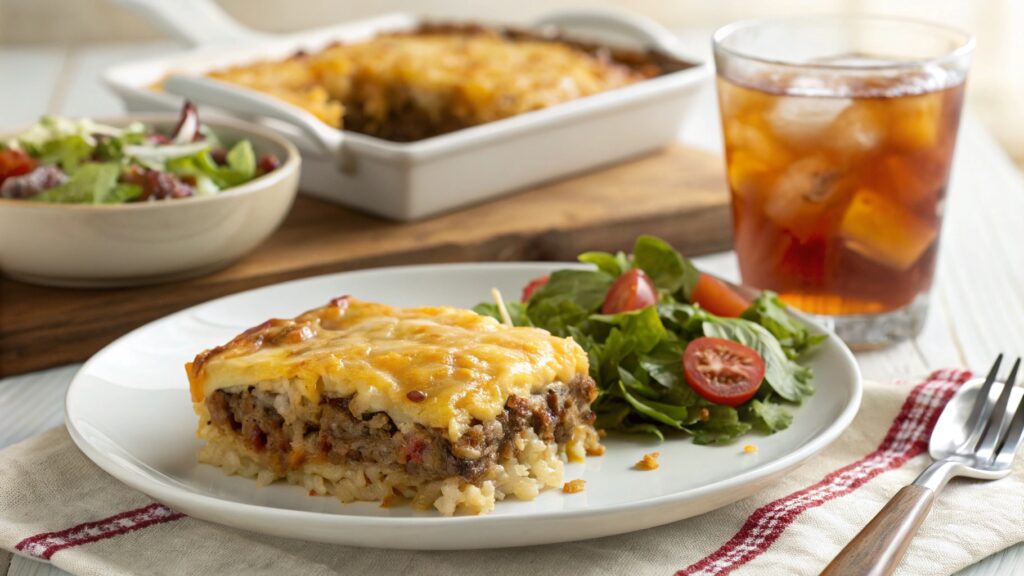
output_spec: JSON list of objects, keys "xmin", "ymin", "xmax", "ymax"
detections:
[
  {"xmin": 743, "ymin": 444, "xmax": 758, "ymax": 454},
  {"xmin": 635, "ymin": 451, "xmax": 661, "ymax": 471},
  {"xmin": 562, "ymin": 479, "xmax": 586, "ymax": 493},
  {"xmin": 586, "ymin": 443, "xmax": 606, "ymax": 456}
]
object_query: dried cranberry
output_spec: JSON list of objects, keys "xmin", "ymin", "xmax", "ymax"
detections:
[
  {"xmin": 209, "ymin": 148, "xmax": 228, "ymax": 165},
  {"xmin": 121, "ymin": 166, "xmax": 195, "ymax": 200},
  {"xmin": 257, "ymin": 153, "xmax": 281, "ymax": 175}
]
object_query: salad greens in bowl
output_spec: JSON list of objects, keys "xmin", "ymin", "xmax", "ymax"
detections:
[
  {"xmin": 0, "ymin": 103, "xmax": 279, "ymax": 203},
  {"xmin": 0, "ymin": 104, "xmax": 300, "ymax": 287},
  {"xmin": 477, "ymin": 235, "xmax": 825, "ymax": 445}
]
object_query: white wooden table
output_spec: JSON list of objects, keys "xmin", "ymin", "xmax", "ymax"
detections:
[{"xmin": 1, "ymin": 36, "xmax": 1023, "ymax": 576}]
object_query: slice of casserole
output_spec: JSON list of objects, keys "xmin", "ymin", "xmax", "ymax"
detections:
[{"xmin": 186, "ymin": 296, "xmax": 602, "ymax": 515}]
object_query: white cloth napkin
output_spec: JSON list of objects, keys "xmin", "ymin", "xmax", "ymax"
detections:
[{"xmin": 2, "ymin": 369, "xmax": 1022, "ymax": 576}]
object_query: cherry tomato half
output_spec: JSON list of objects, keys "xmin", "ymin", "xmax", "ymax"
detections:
[
  {"xmin": 0, "ymin": 149, "xmax": 36, "ymax": 186},
  {"xmin": 691, "ymin": 273, "xmax": 750, "ymax": 318},
  {"xmin": 521, "ymin": 275, "xmax": 549, "ymax": 302},
  {"xmin": 602, "ymin": 268, "xmax": 658, "ymax": 314},
  {"xmin": 683, "ymin": 337, "xmax": 766, "ymax": 407}
]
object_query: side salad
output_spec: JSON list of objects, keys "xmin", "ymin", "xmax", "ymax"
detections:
[
  {"xmin": 0, "ymin": 102, "xmax": 280, "ymax": 203},
  {"xmin": 476, "ymin": 236, "xmax": 826, "ymax": 445}
]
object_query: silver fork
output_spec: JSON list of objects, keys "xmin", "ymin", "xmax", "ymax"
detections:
[{"xmin": 822, "ymin": 355, "xmax": 1024, "ymax": 576}]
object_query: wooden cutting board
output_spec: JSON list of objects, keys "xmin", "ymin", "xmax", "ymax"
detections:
[{"xmin": 0, "ymin": 145, "xmax": 732, "ymax": 377}]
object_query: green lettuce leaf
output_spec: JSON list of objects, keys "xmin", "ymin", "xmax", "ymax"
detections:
[
  {"xmin": 165, "ymin": 140, "xmax": 256, "ymax": 190},
  {"xmin": 36, "ymin": 135, "xmax": 94, "ymax": 173},
  {"xmin": 32, "ymin": 163, "xmax": 121, "ymax": 204}
]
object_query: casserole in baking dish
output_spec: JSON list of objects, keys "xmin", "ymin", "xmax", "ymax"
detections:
[
  {"xmin": 106, "ymin": 3, "xmax": 710, "ymax": 220},
  {"xmin": 191, "ymin": 23, "xmax": 689, "ymax": 141}
]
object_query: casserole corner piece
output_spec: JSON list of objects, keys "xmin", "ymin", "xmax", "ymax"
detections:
[{"xmin": 185, "ymin": 296, "xmax": 603, "ymax": 516}]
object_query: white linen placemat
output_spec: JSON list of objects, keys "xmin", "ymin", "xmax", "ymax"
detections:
[{"xmin": 2, "ymin": 369, "xmax": 1022, "ymax": 576}]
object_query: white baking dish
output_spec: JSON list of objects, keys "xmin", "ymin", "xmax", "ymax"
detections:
[{"xmin": 105, "ymin": 0, "xmax": 710, "ymax": 221}]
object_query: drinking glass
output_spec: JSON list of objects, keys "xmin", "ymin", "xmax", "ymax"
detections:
[{"xmin": 712, "ymin": 15, "xmax": 973, "ymax": 347}]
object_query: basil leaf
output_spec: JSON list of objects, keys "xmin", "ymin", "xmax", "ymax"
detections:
[
  {"xmin": 618, "ymin": 366, "xmax": 660, "ymax": 400},
  {"xmin": 578, "ymin": 251, "xmax": 624, "ymax": 277},
  {"xmin": 633, "ymin": 235, "xmax": 700, "ymax": 299},
  {"xmin": 741, "ymin": 292, "xmax": 827, "ymax": 359},
  {"xmin": 619, "ymin": 422, "xmax": 665, "ymax": 441},
  {"xmin": 526, "ymin": 269, "xmax": 614, "ymax": 335},
  {"xmin": 591, "ymin": 306, "xmax": 666, "ymax": 355},
  {"xmin": 692, "ymin": 405, "xmax": 752, "ymax": 445},
  {"xmin": 618, "ymin": 381, "xmax": 685, "ymax": 430},
  {"xmin": 745, "ymin": 398, "xmax": 794, "ymax": 434}
]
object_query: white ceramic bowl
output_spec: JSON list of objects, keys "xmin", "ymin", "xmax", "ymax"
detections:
[{"xmin": 0, "ymin": 115, "xmax": 300, "ymax": 288}]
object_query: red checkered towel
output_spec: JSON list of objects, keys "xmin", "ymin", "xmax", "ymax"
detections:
[{"xmin": 2, "ymin": 370, "xmax": 1022, "ymax": 575}]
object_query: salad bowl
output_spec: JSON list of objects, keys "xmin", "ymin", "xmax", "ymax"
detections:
[{"xmin": 0, "ymin": 114, "xmax": 299, "ymax": 288}]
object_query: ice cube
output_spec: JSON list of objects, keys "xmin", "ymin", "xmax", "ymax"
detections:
[
  {"xmin": 828, "ymin": 101, "xmax": 885, "ymax": 154},
  {"xmin": 724, "ymin": 119, "xmax": 782, "ymax": 159},
  {"xmin": 768, "ymin": 96, "xmax": 851, "ymax": 143},
  {"xmin": 871, "ymin": 154, "xmax": 948, "ymax": 208},
  {"xmin": 763, "ymin": 155, "xmax": 848, "ymax": 241},
  {"xmin": 888, "ymin": 92, "xmax": 943, "ymax": 150},
  {"xmin": 838, "ymin": 188, "xmax": 938, "ymax": 270},
  {"xmin": 727, "ymin": 151, "xmax": 770, "ymax": 198},
  {"xmin": 724, "ymin": 119, "xmax": 790, "ymax": 197},
  {"xmin": 717, "ymin": 78, "xmax": 774, "ymax": 118}
]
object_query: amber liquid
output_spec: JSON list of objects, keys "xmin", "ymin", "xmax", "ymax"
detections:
[{"xmin": 718, "ymin": 75, "xmax": 964, "ymax": 316}]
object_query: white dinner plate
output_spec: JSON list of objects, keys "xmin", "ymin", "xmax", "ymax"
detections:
[{"xmin": 65, "ymin": 263, "xmax": 862, "ymax": 550}]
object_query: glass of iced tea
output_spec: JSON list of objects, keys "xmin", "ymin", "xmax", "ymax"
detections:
[{"xmin": 713, "ymin": 16, "xmax": 973, "ymax": 347}]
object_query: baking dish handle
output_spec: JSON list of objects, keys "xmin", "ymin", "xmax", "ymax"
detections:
[
  {"xmin": 163, "ymin": 75, "xmax": 343, "ymax": 160},
  {"xmin": 533, "ymin": 8, "xmax": 685, "ymax": 57},
  {"xmin": 114, "ymin": 0, "xmax": 267, "ymax": 47}
]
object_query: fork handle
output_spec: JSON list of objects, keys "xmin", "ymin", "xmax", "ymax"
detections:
[{"xmin": 820, "ymin": 485, "xmax": 935, "ymax": 576}]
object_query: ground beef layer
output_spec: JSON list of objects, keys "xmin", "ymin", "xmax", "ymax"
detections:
[{"xmin": 204, "ymin": 376, "xmax": 597, "ymax": 484}]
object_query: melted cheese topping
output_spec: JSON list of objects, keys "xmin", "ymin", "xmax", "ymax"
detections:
[
  {"xmin": 187, "ymin": 297, "xmax": 589, "ymax": 439},
  {"xmin": 195, "ymin": 30, "xmax": 645, "ymax": 130}
]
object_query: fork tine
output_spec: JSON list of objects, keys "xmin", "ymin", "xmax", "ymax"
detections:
[
  {"xmin": 995, "ymin": 359, "xmax": 1024, "ymax": 467},
  {"xmin": 961, "ymin": 354, "xmax": 1004, "ymax": 451},
  {"xmin": 976, "ymin": 357, "xmax": 1021, "ymax": 461}
]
